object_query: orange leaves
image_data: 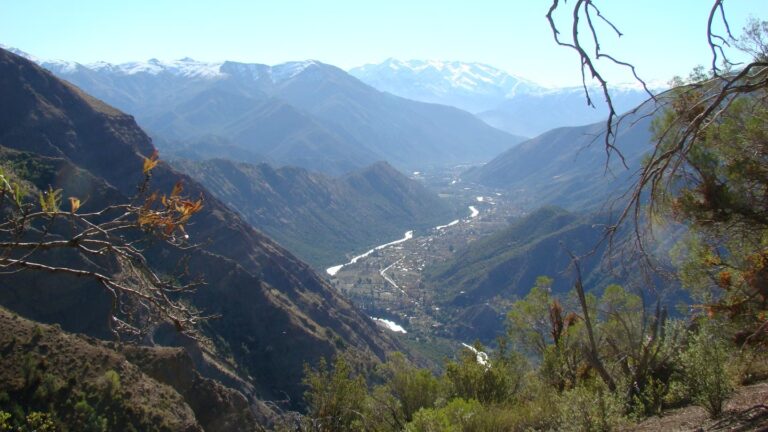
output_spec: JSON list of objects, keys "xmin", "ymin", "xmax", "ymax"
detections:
[
  {"xmin": 716, "ymin": 270, "xmax": 732, "ymax": 289},
  {"xmin": 137, "ymin": 179, "xmax": 203, "ymax": 240},
  {"xmin": 171, "ymin": 180, "xmax": 183, "ymax": 197},
  {"xmin": 68, "ymin": 197, "xmax": 81, "ymax": 213},
  {"xmin": 142, "ymin": 150, "xmax": 159, "ymax": 174},
  {"xmin": 135, "ymin": 153, "xmax": 203, "ymax": 240}
]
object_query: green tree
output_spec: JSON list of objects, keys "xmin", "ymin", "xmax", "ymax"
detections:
[
  {"xmin": 506, "ymin": 276, "xmax": 558, "ymax": 356},
  {"xmin": 597, "ymin": 285, "xmax": 682, "ymax": 415},
  {"xmin": 680, "ymin": 321, "xmax": 734, "ymax": 418},
  {"xmin": 549, "ymin": 3, "xmax": 768, "ymax": 343},
  {"xmin": 374, "ymin": 353, "xmax": 440, "ymax": 425},
  {"xmin": 302, "ymin": 356, "xmax": 368, "ymax": 432},
  {"xmin": 444, "ymin": 341, "xmax": 527, "ymax": 405}
]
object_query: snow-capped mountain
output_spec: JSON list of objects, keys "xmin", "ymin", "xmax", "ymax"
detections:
[
  {"xmin": 349, "ymin": 59, "xmax": 544, "ymax": 113},
  {"xmin": 351, "ymin": 58, "xmax": 664, "ymax": 137},
  {"xmin": 2, "ymin": 46, "xmax": 521, "ymax": 175},
  {"xmin": 33, "ymin": 54, "xmax": 325, "ymax": 84}
]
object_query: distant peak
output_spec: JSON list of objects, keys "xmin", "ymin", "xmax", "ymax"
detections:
[
  {"xmin": 0, "ymin": 44, "xmax": 40, "ymax": 63},
  {"xmin": 269, "ymin": 60, "xmax": 322, "ymax": 82},
  {"xmin": 349, "ymin": 58, "xmax": 545, "ymax": 101}
]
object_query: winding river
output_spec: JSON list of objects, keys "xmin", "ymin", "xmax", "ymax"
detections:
[
  {"xmin": 326, "ymin": 230, "xmax": 414, "ymax": 276},
  {"xmin": 326, "ymin": 205, "xmax": 481, "ymax": 276}
]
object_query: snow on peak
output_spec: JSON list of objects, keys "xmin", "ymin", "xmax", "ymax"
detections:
[
  {"xmin": 269, "ymin": 60, "xmax": 320, "ymax": 82},
  {"xmin": 1, "ymin": 44, "xmax": 41, "ymax": 63},
  {"xmin": 353, "ymin": 58, "xmax": 543, "ymax": 95},
  {"xmin": 93, "ymin": 57, "xmax": 225, "ymax": 78}
]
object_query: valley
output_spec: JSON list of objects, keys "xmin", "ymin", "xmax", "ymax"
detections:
[
  {"xmin": 2, "ymin": 3, "xmax": 767, "ymax": 426},
  {"xmin": 324, "ymin": 170, "xmax": 526, "ymax": 357}
]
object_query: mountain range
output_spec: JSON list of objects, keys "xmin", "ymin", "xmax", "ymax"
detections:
[
  {"xmin": 465, "ymin": 105, "xmax": 656, "ymax": 211},
  {"xmin": 349, "ymin": 58, "xmax": 542, "ymax": 113},
  {"xmin": 5, "ymin": 47, "xmax": 523, "ymax": 176},
  {"xmin": 350, "ymin": 58, "xmax": 661, "ymax": 137},
  {"xmin": 172, "ymin": 159, "xmax": 456, "ymax": 268},
  {"xmin": 0, "ymin": 47, "xmax": 398, "ymax": 415}
]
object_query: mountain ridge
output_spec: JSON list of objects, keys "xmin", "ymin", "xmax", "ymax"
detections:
[
  {"xmin": 349, "ymin": 57, "xmax": 662, "ymax": 137},
  {"xmin": 172, "ymin": 158, "xmax": 456, "ymax": 267},
  {"xmin": 10, "ymin": 48, "xmax": 524, "ymax": 175}
]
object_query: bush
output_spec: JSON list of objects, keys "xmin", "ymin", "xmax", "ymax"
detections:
[
  {"xmin": 444, "ymin": 343, "xmax": 526, "ymax": 405},
  {"xmin": 302, "ymin": 357, "xmax": 368, "ymax": 432},
  {"xmin": 98, "ymin": 370, "xmax": 122, "ymax": 400},
  {"xmin": 680, "ymin": 322, "xmax": 734, "ymax": 418},
  {"xmin": 557, "ymin": 380, "xmax": 626, "ymax": 432},
  {"xmin": 377, "ymin": 353, "xmax": 441, "ymax": 423},
  {"xmin": 407, "ymin": 398, "xmax": 481, "ymax": 432},
  {"xmin": 72, "ymin": 399, "xmax": 107, "ymax": 432}
]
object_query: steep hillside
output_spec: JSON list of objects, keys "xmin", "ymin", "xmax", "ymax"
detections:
[
  {"xmin": 422, "ymin": 208, "xmax": 618, "ymax": 342},
  {"xmin": 0, "ymin": 47, "xmax": 397, "ymax": 409},
  {"xmin": 173, "ymin": 159, "xmax": 455, "ymax": 267},
  {"xmin": 0, "ymin": 305, "xmax": 265, "ymax": 431},
  {"xmin": 466, "ymin": 108, "xmax": 655, "ymax": 211},
  {"xmin": 32, "ymin": 55, "xmax": 523, "ymax": 175},
  {"xmin": 423, "ymin": 206, "xmax": 681, "ymax": 342},
  {"xmin": 425, "ymin": 207, "xmax": 607, "ymax": 304}
]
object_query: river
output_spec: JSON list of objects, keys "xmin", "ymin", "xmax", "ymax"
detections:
[{"xmin": 326, "ymin": 230, "xmax": 414, "ymax": 276}]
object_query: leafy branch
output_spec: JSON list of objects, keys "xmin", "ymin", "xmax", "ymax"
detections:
[{"xmin": 0, "ymin": 151, "xmax": 209, "ymax": 339}]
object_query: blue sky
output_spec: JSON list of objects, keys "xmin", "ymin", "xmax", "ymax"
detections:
[{"xmin": 1, "ymin": 1, "xmax": 765, "ymax": 86}]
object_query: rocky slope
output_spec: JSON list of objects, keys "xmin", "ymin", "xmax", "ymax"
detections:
[
  {"xmin": 0, "ymin": 306, "xmax": 259, "ymax": 431},
  {"xmin": 0, "ymin": 47, "xmax": 398, "ymax": 413},
  {"xmin": 24, "ymin": 52, "xmax": 523, "ymax": 175}
]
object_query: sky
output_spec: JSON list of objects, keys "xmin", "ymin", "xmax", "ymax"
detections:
[{"xmin": 1, "ymin": 1, "xmax": 766, "ymax": 87}]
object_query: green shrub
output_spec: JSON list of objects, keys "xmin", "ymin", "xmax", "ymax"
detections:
[
  {"xmin": 99, "ymin": 370, "xmax": 122, "ymax": 400},
  {"xmin": 302, "ymin": 357, "xmax": 368, "ymax": 432},
  {"xmin": 0, "ymin": 411, "xmax": 11, "ymax": 431},
  {"xmin": 378, "ymin": 353, "xmax": 441, "ymax": 423},
  {"xmin": 23, "ymin": 412, "xmax": 57, "ymax": 432},
  {"xmin": 680, "ymin": 322, "xmax": 734, "ymax": 418},
  {"xmin": 557, "ymin": 380, "xmax": 626, "ymax": 432},
  {"xmin": 72, "ymin": 399, "xmax": 107, "ymax": 432},
  {"xmin": 629, "ymin": 375, "xmax": 667, "ymax": 418},
  {"xmin": 444, "ymin": 343, "xmax": 526, "ymax": 405},
  {"xmin": 407, "ymin": 398, "xmax": 481, "ymax": 432}
]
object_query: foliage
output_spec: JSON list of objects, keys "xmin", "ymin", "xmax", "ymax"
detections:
[
  {"xmin": 597, "ymin": 285, "xmax": 683, "ymax": 416},
  {"xmin": 98, "ymin": 370, "xmax": 121, "ymax": 401},
  {"xmin": 0, "ymin": 151, "xmax": 205, "ymax": 338},
  {"xmin": 557, "ymin": 379, "xmax": 626, "ymax": 432},
  {"xmin": 680, "ymin": 320, "xmax": 735, "ymax": 418},
  {"xmin": 657, "ymin": 77, "xmax": 768, "ymax": 343},
  {"xmin": 444, "ymin": 341, "xmax": 526, "ymax": 405},
  {"xmin": 302, "ymin": 356, "xmax": 368, "ymax": 432},
  {"xmin": 374, "ymin": 353, "xmax": 441, "ymax": 425},
  {"xmin": 406, "ymin": 398, "xmax": 481, "ymax": 432},
  {"xmin": 507, "ymin": 277, "xmax": 552, "ymax": 353}
]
